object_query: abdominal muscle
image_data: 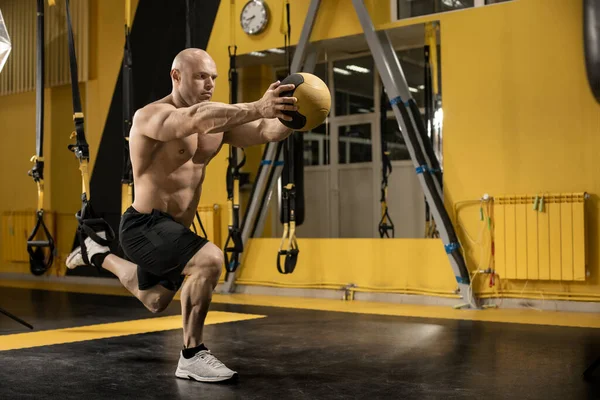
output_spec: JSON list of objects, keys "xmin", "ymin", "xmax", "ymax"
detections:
[{"xmin": 132, "ymin": 165, "xmax": 204, "ymax": 228}]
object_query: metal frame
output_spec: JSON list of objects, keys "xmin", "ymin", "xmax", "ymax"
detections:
[
  {"xmin": 223, "ymin": 0, "xmax": 475, "ymax": 307},
  {"xmin": 351, "ymin": 0, "xmax": 472, "ymax": 303}
]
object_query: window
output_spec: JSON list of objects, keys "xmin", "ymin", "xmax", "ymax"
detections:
[
  {"xmin": 338, "ymin": 124, "xmax": 372, "ymax": 164},
  {"xmin": 303, "ymin": 123, "xmax": 330, "ymax": 166},
  {"xmin": 383, "ymin": 118, "xmax": 411, "ymax": 161},
  {"xmin": 333, "ymin": 56, "xmax": 375, "ymax": 116},
  {"xmin": 383, "ymin": 48, "xmax": 428, "ymax": 111},
  {"xmin": 392, "ymin": 0, "xmax": 513, "ymax": 21}
]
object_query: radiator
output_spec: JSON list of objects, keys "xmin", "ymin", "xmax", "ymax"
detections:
[
  {"xmin": 2, "ymin": 210, "xmax": 55, "ymax": 263},
  {"xmin": 193, "ymin": 205, "xmax": 222, "ymax": 248},
  {"xmin": 493, "ymin": 193, "xmax": 586, "ymax": 281}
]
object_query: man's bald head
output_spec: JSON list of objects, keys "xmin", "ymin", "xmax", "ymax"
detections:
[
  {"xmin": 171, "ymin": 48, "xmax": 213, "ymax": 71},
  {"xmin": 170, "ymin": 48, "xmax": 218, "ymax": 107}
]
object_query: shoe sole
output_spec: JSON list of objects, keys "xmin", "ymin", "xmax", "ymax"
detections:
[
  {"xmin": 175, "ymin": 368, "xmax": 237, "ymax": 383},
  {"xmin": 65, "ymin": 250, "xmax": 81, "ymax": 270}
]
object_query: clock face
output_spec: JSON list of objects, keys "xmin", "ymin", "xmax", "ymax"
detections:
[{"xmin": 240, "ymin": 0, "xmax": 269, "ymax": 35}]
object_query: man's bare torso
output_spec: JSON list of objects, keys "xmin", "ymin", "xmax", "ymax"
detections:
[{"xmin": 129, "ymin": 98, "xmax": 223, "ymax": 227}]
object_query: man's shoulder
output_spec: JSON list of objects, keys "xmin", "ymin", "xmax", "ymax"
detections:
[{"xmin": 138, "ymin": 99, "xmax": 175, "ymax": 115}]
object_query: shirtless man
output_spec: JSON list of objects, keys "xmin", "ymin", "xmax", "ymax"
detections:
[{"xmin": 65, "ymin": 48, "xmax": 298, "ymax": 383}]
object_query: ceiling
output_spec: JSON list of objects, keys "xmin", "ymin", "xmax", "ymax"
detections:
[
  {"xmin": 235, "ymin": 23, "xmax": 439, "ymax": 107},
  {"xmin": 235, "ymin": 23, "xmax": 433, "ymax": 70}
]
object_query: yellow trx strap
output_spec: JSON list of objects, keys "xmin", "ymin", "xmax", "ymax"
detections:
[
  {"xmin": 27, "ymin": 0, "xmax": 56, "ymax": 276},
  {"xmin": 278, "ymin": 181, "xmax": 299, "ymax": 274},
  {"xmin": 65, "ymin": 0, "xmax": 115, "ymax": 266}
]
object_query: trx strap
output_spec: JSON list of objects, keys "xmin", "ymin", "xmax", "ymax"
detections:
[
  {"xmin": 27, "ymin": 0, "xmax": 55, "ymax": 276},
  {"xmin": 65, "ymin": 0, "xmax": 114, "ymax": 265},
  {"xmin": 191, "ymin": 211, "xmax": 208, "ymax": 238},
  {"xmin": 278, "ymin": 137, "xmax": 299, "ymax": 274},
  {"xmin": 277, "ymin": 0, "xmax": 298, "ymax": 274},
  {"xmin": 223, "ymin": 12, "xmax": 246, "ymax": 272},
  {"xmin": 121, "ymin": 0, "xmax": 134, "ymax": 214},
  {"xmin": 182, "ymin": 0, "xmax": 213, "ymax": 241},
  {"xmin": 282, "ymin": 0, "xmax": 291, "ymax": 74},
  {"xmin": 378, "ymin": 83, "xmax": 394, "ymax": 238}
]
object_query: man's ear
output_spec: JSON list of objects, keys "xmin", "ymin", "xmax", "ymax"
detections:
[{"xmin": 171, "ymin": 69, "xmax": 181, "ymax": 83}]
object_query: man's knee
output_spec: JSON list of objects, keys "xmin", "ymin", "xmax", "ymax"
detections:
[
  {"xmin": 201, "ymin": 245, "xmax": 224, "ymax": 281},
  {"xmin": 146, "ymin": 294, "xmax": 170, "ymax": 314},
  {"xmin": 185, "ymin": 243, "xmax": 223, "ymax": 280}
]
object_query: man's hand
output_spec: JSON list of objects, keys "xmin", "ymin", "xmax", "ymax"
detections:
[{"xmin": 255, "ymin": 81, "xmax": 298, "ymax": 121}]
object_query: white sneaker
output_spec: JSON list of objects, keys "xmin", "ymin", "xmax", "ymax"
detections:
[
  {"xmin": 175, "ymin": 350, "xmax": 237, "ymax": 383},
  {"xmin": 65, "ymin": 232, "xmax": 110, "ymax": 269}
]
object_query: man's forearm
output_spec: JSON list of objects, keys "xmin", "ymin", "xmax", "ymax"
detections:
[
  {"xmin": 260, "ymin": 118, "xmax": 293, "ymax": 143},
  {"xmin": 192, "ymin": 101, "xmax": 262, "ymax": 134}
]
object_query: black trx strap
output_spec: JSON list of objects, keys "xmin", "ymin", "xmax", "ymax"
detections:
[
  {"xmin": 65, "ymin": 0, "xmax": 115, "ymax": 265},
  {"xmin": 283, "ymin": 0, "xmax": 291, "ymax": 73},
  {"xmin": 223, "ymin": 43, "xmax": 245, "ymax": 272},
  {"xmin": 191, "ymin": 211, "xmax": 208, "ymax": 238},
  {"xmin": 185, "ymin": 0, "xmax": 194, "ymax": 48},
  {"xmin": 183, "ymin": 0, "xmax": 213, "ymax": 242},
  {"xmin": 378, "ymin": 83, "xmax": 394, "ymax": 238},
  {"xmin": 121, "ymin": 0, "xmax": 134, "ymax": 214},
  {"xmin": 27, "ymin": 0, "xmax": 55, "ymax": 276},
  {"xmin": 278, "ymin": 136, "xmax": 299, "ymax": 274},
  {"xmin": 277, "ymin": 1, "xmax": 298, "ymax": 274}
]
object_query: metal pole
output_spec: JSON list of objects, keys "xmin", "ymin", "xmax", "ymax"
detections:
[{"xmin": 351, "ymin": 0, "xmax": 472, "ymax": 304}]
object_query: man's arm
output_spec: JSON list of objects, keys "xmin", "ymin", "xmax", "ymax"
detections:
[
  {"xmin": 133, "ymin": 101, "xmax": 262, "ymax": 142},
  {"xmin": 133, "ymin": 81, "xmax": 297, "ymax": 142},
  {"xmin": 222, "ymin": 118, "xmax": 293, "ymax": 148}
]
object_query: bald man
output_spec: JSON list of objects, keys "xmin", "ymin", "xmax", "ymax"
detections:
[{"xmin": 65, "ymin": 48, "xmax": 298, "ymax": 383}]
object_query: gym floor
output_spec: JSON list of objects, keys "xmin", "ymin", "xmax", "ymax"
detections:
[{"xmin": 1, "ymin": 283, "xmax": 600, "ymax": 399}]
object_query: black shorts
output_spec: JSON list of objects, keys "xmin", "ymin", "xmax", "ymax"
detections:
[{"xmin": 119, "ymin": 206, "xmax": 208, "ymax": 291}]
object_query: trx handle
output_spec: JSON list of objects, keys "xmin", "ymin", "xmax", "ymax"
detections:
[
  {"xmin": 277, "ymin": 183, "xmax": 298, "ymax": 274},
  {"xmin": 27, "ymin": 210, "xmax": 55, "ymax": 276},
  {"xmin": 65, "ymin": 0, "xmax": 115, "ymax": 265},
  {"xmin": 277, "ymin": 136, "xmax": 299, "ymax": 274},
  {"xmin": 74, "ymin": 196, "xmax": 115, "ymax": 265}
]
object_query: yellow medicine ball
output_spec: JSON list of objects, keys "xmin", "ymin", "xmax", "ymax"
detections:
[{"xmin": 278, "ymin": 72, "xmax": 331, "ymax": 132}]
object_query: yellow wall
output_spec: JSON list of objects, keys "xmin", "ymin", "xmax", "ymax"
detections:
[
  {"xmin": 0, "ymin": 0, "xmax": 137, "ymax": 274},
  {"xmin": 441, "ymin": 0, "xmax": 600, "ymax": 299},
  {"xmin": 3, "ymin": 0, "xmax": 599, "ymax": 305},
  {"xmin": 227, "ymin": 0, "xmax": 600, "ymax": 302},
  {"xmin": 231, "ymin": 0, "xmax": 390, "ymax": 55}
]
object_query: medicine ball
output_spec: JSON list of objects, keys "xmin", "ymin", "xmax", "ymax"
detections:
[{"xmin": 278, "ymin": 72, "xmax": 331, "ymax": 132}]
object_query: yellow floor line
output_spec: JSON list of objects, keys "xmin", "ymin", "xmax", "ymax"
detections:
[
  {"xmin": 210, "ymin": 293, "xmax": 600, "ymax": 329},
  {"xmin": 2, "ymin": 279, "xmax": 600, "ymax": 329},
  {"xmin": 0, "ymin": 311, "xmax": 265, "ymax": 352}
]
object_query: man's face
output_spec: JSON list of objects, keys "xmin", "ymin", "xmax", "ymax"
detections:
[{"xmin": 175, "ymin": 56, "xmax": 218, "ymax": 106}]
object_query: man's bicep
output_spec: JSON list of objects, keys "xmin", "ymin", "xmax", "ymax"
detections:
[{"xmin": 223, "ymin": 120, "xmax": 265, "ymax": 148}]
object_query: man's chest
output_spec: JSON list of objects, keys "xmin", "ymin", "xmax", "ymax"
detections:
[{"xmin": 168, "ymin": 132, "xmax": 224, "ymax": 165}]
